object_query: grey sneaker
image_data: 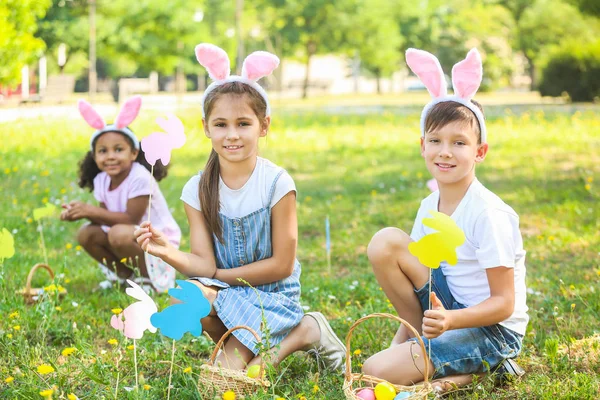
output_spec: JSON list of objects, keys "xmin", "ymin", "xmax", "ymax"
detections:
[
  {"xmin": 301, "ymin": 312, "xmax": 346, "ymax": 372},
  {"xmin": 495, "ymin": 358, "xmax": 525, "ymax": 384}
]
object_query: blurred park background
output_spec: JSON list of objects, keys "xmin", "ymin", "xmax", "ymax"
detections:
[
  {"xmin": 1, "ymin": 1, "xmax": 600, "ymax": 399},
  {"xmin": 1, "ymin": 0, "xmax": 600, "ymax": 108}
]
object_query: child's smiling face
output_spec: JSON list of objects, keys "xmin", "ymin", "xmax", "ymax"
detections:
[
  {"xmin": 421, "ymin": 120, "xmax": 488, "ymax": 187},
  {"xmin": 93, "ymin": 132, "xmax": 138, "ymax": 182},
  {"xmin": 203, "ymin": 93, "xmax": 269, "ymax": 164}
]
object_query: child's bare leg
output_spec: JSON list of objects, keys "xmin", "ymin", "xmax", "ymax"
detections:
[
  {"xmin": 362, "ymin": 340, "xmax": 433, "ymax": 386},
  {"xmin": 77, "ymin": 224, "xmax": 131, "ymax": 278},
  {"xmin": 107, "ymin": 224, "xmax": 148, "ymax": 277},
  {"xmin": 246, "ymin": 314, "xmax": 320, "ymax": 368},
  {"xmin": 367, "ymin": 228, "xmax": 429, "ymax": 344},
  {"xmin": 216, "ymin": 335, "xmax": 255, "ymax": 370}
]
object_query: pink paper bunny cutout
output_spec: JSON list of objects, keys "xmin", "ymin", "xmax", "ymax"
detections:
[
  {"xmin": 140, "ymin": 114, "xmax": 186, "ymax": 166},
  {"xmin": 110, "ymin": 280, "xmax": 158, "ymax": 339}
]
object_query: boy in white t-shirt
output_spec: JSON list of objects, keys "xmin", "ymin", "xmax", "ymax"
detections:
[{"xmin": 362, "ymin": 48, "xmax": 528, "ymax": 391}]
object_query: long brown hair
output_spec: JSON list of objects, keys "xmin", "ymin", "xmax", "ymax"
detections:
[
  {"xmin": 199, "ymin": 81, "xmax": 268, "ymax": 242},
  {"xmin": 424, "ymin": 100, "xmax": 485, "ymax": 144}
]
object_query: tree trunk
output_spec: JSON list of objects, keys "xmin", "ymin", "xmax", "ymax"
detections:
[
  {"xmin": 524, "ymin": 53, "xmax": 535, "ymax": 91},
  {"xmin": 302, "ymin": 41, "xmax": 316, "ymax": 99},
  {"xmin": 375, "ymin": 68, "xmax": 382, "ymax": 94}
]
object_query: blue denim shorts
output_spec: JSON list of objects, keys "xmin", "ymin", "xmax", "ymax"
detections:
[{"xmin": 408, "ymin": 267, "xmax": 523, "ymax": 379}]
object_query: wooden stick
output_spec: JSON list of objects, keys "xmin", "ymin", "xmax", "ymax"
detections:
[
  {"xmin": 147, "ymin": 165, "xmax": 155, "ymax": 223},
  {"xmin": 38, "ymin": 221, "xmax": 48, "ymax": 265},
  {"xmin": 167, "ymin": 339, "xmax": 175, "ymax": 400}
]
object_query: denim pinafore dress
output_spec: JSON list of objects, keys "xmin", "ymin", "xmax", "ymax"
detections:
[{"xmin": 193, "ymin": 170, "xmax": 303, "ymax": 355}]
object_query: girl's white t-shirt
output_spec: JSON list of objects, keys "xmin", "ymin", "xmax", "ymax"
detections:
[
  {"xmin": 180, "ymin": 157, "xmax": 296, "ymax": 217},
  {"xmin": 410, "ymin": 178, "xmax": 529, "ymax": 335}
]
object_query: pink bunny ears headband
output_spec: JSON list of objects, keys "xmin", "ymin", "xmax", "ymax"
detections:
[
  {"xmin": 78, "ymin": 96, "xmax": 142, "ymax": 150},
  {"xmin": 405, "ymin": 48, "xmax": 487, "ymax": 143},
  {"xmin": 195, "ymin": 43, "xmax": 280, "ymax": 118}
]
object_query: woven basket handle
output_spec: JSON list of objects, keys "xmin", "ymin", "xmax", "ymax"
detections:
[
  {"xmin": 207, "ymin": 325, "xmax": 267, "ymax": 381},
  {"xmin": 344, "ymin": 313, "xmax": 430, "ymax": 383},
  {"xmin": 24, "ymin": 263, "xmax": 55, "ymax": 295}
]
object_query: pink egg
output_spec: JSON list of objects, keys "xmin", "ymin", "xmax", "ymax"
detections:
[{"xmin": 357, "ymin": 388, "xmax": 376, "ymax": 400}]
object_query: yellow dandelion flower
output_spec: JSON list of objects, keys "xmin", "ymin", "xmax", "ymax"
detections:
[
  {"xmin": 60, "ymin": 188, "xmax": 67, "ymax": 194},
  {"xmin": 12, "ymin": 166, "xmax": 18, "ymax": 172},
  {"xmin": 371, "ymin": 190, "xmax": 377, "ymax": 196},
  {"xmin": 41, "ymin": 170, "xmax": 50, "ymax": 177},
  {"xmin": 67, "ymin": 394, "xmax": 78, "ymax": 400},
  {"xmin": 108, "ymin": 339, "xmax": 118, "ymax": 346},
  {"xmin": 353, "ymin": 349, "xmax": 362, "ymax": 356},
  {"xmin": 65, "ymin": 243, "xmax": 73, "ymax": 250},
  {"xmin": 111, "ymin": 308, "xmax": 123, "ymax": 315},
  {"xmin": 120, "ymin": 257, "xmax": 127, "ymax": 263},
  {"xmin": 571, "ymin": 303, "xmax": 576, "ymax": 310},
  {"xmin": 183, "ymin": 367, "xmax": 192, "ymax": 373},
  {"xmin": 61, "ymin": 347, "xmax": 77, "ymax": 356},
  {"xmin": 4, "ymin": 376, "xmax": 14, "ymax": 383},
  {"xmin": 585, "ymin": 184, "xmax": 591, "ymax": 191},
  {"xmin": 12, "ymin": 325, "xmax": 20, "ymax": 331},
  {"xmin": 39, "ymin": 388, "xmax": 53, "ymax": 397},
  {"xmin": 275, "ymin": 398, "xmax": 286, "ymax": 400},
  {"xmin": 55, "ymin": 306, "xmax": 62, "ymax": 311},
  {"xmin": 222, "ymin": 390, "xmax": 235, "ymax": 400},
  {"xmin": 127, "ymin": 345, "xmax": 134, "ymax": 350},
  {"xmin": 345, "ymin": 301, "xmax": 351, "ymax": 306},
  {"xmin": 7, "ymin": 333, "xmax": 13, "ymax": 339},
  {"xmin": 304, "ymin": 196, "xmax": 312, "ymax": 202},
  {"xmin": 42, "ymin": 197, "xmax": 48, "ymax": 204},
  {"xmin": 26, "ymin": 217, "xmax": 33, "ymax": 223},
  {"xmin": 143, "ymin": 384, "xmax": 151, "ymax": 390},
  {"xmin": 65, "ymin": 278, "xmax": 72, "ymax": 283},
  {"xmin": 569, "ymin": 284, "xmax": 575, "ymax": 290},
  {"xmin": 9, "ymin": 311, "xmax": 19, "ymax": 319},
  {"xmin": 298, "ymin": 396, "xmax": 307, "ymax": 400},
  {"xmin": 37, "ymin": 364, "xmax": 55, "ymax": 375},
  {"xmin": 313, "ymin": 384, "xmax": 320, "ymax": 393},
  {"xmin": 74, "ymin": 246, "xmax": 81, "ymax": 251},
  {"xmin": 4, "ymin": 168, "xmax": 10, "ymax": 174},
  {"xmin": 587, "ymin": 177, "xmax": 593, "ymax": 183}
]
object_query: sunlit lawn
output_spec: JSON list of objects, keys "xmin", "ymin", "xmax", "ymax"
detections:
[{"xmin": 1, "ymin": 98, "xmax": 599, "ymax": 399}]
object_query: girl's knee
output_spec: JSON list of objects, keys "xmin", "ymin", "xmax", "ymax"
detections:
[
  {"xmin": 367, "ymin": 227, "xmax": 410, "ymax": 265},
  {"xmin": 77, "ymin": 224, "xmax": 102, "ymax": 247},
  {"xmin": 107, "ymin": 224, "xmax": 134, "ymax": 248}
]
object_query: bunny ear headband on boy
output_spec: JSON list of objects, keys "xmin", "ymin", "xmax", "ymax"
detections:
[
  {"xmin": 195, "ymin": 43, "xmax": 280, "ymax": 118},
  {"xmin": 405, "ymin": 48, "xmax": 487, "ymax": 143},
  {"xmin": 78, "ymin": 95, "xmax": 142, "ymax": 150}
]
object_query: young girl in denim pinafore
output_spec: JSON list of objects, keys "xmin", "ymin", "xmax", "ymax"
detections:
[{"xmin": 134, "ymin": 44, "xmax": 346, "ymax": 372}]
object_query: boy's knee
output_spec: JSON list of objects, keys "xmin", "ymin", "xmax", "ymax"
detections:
[
  {"xmin": 362, "ymin": 355, "xmax": 386, "ymax": 378},
  {"xmin": 107, "ymin": 224, "xmax": 134, "ymax": 248},
  {"xmin": 367, "ymin": 227, "xmax": 410, "ymax": 265}
]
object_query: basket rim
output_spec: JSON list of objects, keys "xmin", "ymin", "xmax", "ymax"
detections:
[{"xmin": 343, "ymin": 313, "xmax": 432, "ymax": 389}]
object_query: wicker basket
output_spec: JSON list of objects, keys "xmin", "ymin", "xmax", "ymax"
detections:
[
  {"xmin": 343, "ymin": 313, "xmax": 434, "ymax": 400},
  {"xmin": 198, "ymin": 325, "xmax": 271, "ymax": 397},
  {"xmin": 15, "ymin": 263, "xmax": 67, "ymax": 304}
]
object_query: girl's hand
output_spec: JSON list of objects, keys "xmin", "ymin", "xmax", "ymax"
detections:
[
  {"xmin": 422, "ymin": 292, "xmax": 452, "ymax": 339},
  {"xmin": 60, "ymin": 204, "xmax": 72, "ymax": 221},
  {"xmin": 64, "ymin": 201, "xmax": 92, "ymax": 221},
  {"xmin": 134, "ymin": 221, "xmax": 172, "ymax": 259}
]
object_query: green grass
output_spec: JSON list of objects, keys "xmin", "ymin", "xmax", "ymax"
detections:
[{"xmin": 1, "ymin": 99, "xmax": 599, "ymax": 399}]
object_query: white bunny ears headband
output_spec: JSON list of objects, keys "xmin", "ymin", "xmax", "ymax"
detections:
[
  {"xmin": 195, "ymin": 43, "xmax": 280, "ymax": 118},
  {"xmin": 405, "ymin": 48, "xmax": 487, "ymax": 143},
  {"xmin": 78, "ymin": 96, "xmax": 142, "ymax": 150}
]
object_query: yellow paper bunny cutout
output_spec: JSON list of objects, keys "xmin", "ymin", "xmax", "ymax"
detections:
[
  {"xmin": 408, "ymin": 210, "xmax": 465, "ymax": 269},
  {"xmin": 0, "ymin": 228, "xmax": 15, "ymax": 262},
  {"xmin": 33, "ymin": 203, "xmax": 57, "ymax": 221}
]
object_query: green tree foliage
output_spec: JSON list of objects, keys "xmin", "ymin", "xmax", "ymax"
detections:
[
  {"xmin": 346, "ymin": 0, "xmax": 403, "ymax": 93},
  {"xmin": 539, "ymin": 40, "xmax": 600, "ymax": 101},
  {"xmin": 0, "ymin": 0, "xmax": 51, "ymax": 87},
  {"xmin": 260, "ymin": 0, "xmax": 359, "ymax": 98}
]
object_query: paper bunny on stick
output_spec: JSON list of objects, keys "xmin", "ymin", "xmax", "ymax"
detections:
[
  {"xmin": 405, "ymin": 48, "xmax": 487, "ymax": 143},
  {"xmin": 195, "ymin": 43, "xmax": 280, "ymax": 118},
  {"xmin": 110, "ymin": 279, "xmax": 158, "ymax": 339},
  {"xmin": 141, "ymin": 114, "xmax": 186, "ymax": 166},
  {"xmin": 78, "ymin": 95, "xmax": 142, "ymax": 150}
]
